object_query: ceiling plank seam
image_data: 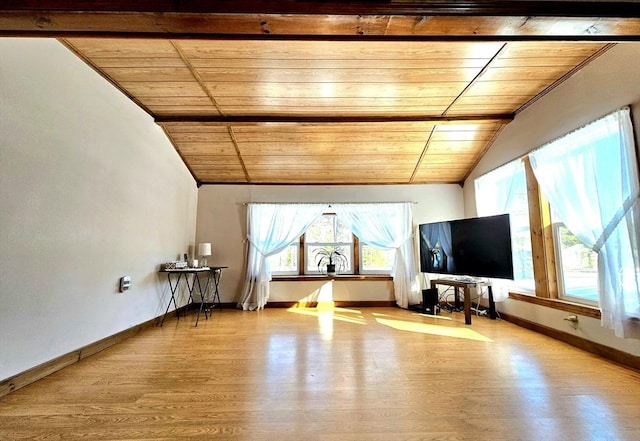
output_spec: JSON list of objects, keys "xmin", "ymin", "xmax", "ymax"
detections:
[
  {"xmin": 170, "ymin": 40, "xmax": 226, "ymax": 117},
  {"xmin": 227, "ymin": 126, "xmax": 251, "ymax": 183},
  {"xmin": 441, "ymin": 42, "xmax": 508, "ymax": 117},
  {"xmin": 410, "ymin": 126, "xmax": 437, "ymax": 184}
]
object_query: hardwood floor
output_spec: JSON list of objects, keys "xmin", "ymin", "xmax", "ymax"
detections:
[{"xmin": 1, "ymin": 306, "xmax": 639, "ymax": 440}]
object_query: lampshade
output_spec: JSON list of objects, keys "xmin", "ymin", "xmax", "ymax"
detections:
[{"xmin": 198, "ymin": 242, "xmax": 212, "ymax": 257}]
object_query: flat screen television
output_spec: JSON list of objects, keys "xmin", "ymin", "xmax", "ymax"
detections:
[{"xmin": 419, "ymin": 213, "xmax": 514, "ymax": 280}]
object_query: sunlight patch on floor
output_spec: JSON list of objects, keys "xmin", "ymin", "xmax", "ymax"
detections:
[
  {"xmin": 374, "ymin": 317, "xmax": 494, "ymax": 342},
  {"xmin": 373, "ymin": 311, "xmax": 454, "ymax": 322},
  {"xmin": 287, "ymin": 304, "xmax": 367, "ymax": 327},
  {"xmin": 287, "ymin": 280, "xmax": 367, "ymax": 331},
  {"xmin": 287, "ymin": 304, "xmax": 367, "ymax": 340},
  {"xmin": 284, "ymin": 280, "xmax": 490, "ymax": 342}
]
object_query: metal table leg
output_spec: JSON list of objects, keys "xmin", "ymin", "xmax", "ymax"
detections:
[
  {"xmin": 183, "ymin": 273, "xmax": 198, "ymax": 316},
  {"xmin": 194, "ymin": 270, "xmax": 212, "ymax": 327},
  {"xmin": 160, "ymin": 272, "xmax": 183, "ymax": 327},
  {"xmin": 211, "ymin": 268, "xmax": 222, "ymax": 309}
]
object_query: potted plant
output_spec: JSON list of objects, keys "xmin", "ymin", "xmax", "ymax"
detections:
[{"xmin": 314, "ymin": 247, "xmax": 348, "ymax": 277}]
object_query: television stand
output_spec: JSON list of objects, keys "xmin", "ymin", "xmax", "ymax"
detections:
[{"xmin": 430, "ymin": 278, "xmax": 496, "ymax": 325}]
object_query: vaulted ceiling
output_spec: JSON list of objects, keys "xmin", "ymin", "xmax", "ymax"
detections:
[
  {"xmin": 61, "ymin": 38, "xmax": 609, "ymax": 184},
  {"xmin": 2, "ymin": 1, "xmax": 639, "ymax": 185}
]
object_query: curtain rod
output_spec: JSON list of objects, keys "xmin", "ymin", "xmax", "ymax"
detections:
[{"xmin": 241, "ymin": 201, "xmax": 417, "ymax": 206}]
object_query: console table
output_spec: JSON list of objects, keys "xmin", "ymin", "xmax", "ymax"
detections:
[
  {"xmin": 430, "ymin": 278, "xmax": 496, "ymax": 325},
  {"xmin": 159, "ymin": 267, "xmax": 212, "ymax": 327}
]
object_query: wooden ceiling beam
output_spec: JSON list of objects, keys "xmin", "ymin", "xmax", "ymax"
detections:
[
  {"xmin": 155, "ymin": 115, "xmax": 514, "ymax": 124},
  {"xmin": 1, "ymin": 2, "xmax": 640, "ymax": 39},
  {"xmin": 1, "ymin": 1, "xmax": 640, "ymax": 17}
]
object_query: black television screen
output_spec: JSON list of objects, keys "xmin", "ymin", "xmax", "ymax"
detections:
[{"xmin": 419, "ymin": 214, "xmax": 514, "ymax": 280}]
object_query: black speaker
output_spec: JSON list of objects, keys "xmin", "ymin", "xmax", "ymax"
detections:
[{"xmin": 422, "ymin": 288, "xmax": 439, "ymax": 315}]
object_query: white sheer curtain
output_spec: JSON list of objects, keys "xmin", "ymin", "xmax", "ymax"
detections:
[
  {"xmin": 475, "ymin": 160, "xmax": 523, "ymax": 216},
  {"xmin": 529, "ymin": 108, "xmax": 640, "ymax": 339},
  {"xmin": 333, "ymin": 203, "xmax": 420, "ymax": 308},
  {"xmin": 238, "ymin": 203, "xmax": 325, "ymax": 310}
]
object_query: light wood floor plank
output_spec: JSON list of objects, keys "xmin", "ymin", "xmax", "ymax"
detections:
[{"xmin": 1, "ymin": 307, "xmax": 639, "ymax": 440}]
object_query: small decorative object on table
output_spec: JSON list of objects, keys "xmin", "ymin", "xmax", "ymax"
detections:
[{"xmin": 162, "ymin": 261, "xmax": 188, "ymax": 270}]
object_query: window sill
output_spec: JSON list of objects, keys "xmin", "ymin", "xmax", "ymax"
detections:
[
  {"xmin": 272, "ymin": 275, "xmax": 393, "ymax": 282},
  {"xmin": 509, "ymin": 292, "xmax": 601, "ymax": 319}
]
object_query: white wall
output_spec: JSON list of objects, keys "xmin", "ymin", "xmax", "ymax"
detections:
[
  {"xmin": 0, "ymin": 39, "xmax": 198, "ymax": 380},
  {"xmin": 462, "ymin": 43, "xmax": 640, "ymax": 356},
  {"xmin": 269, "ymin": 279, "xmax": 395, "ymax": 303},
  {"xmin": 196, "ymin": 184, "xmax": 463, "ymax": 303}
]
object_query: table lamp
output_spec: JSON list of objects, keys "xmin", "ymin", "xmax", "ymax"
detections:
[{"xmin": 198, "ymin": 242, "xmax": 212, "ymax": 267}]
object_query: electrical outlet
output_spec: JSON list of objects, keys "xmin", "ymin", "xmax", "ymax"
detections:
[
  {"xmin": 564, "ymin": 315, "xmax": 579, "ymax": 329},
  {"xmin": 119, "ymin": 276, "xmax": 131, "ymax": 292}
]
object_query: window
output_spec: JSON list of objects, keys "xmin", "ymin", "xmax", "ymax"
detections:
[
  {"xmin": 305, "ymin": 214, "xmax": 353, "ymax": 274},
  {"xmin": 478, "ymin": 107, "xmax": 640, "ymax": 339},
  {"xmin": 267, "ymin": 242, "xmax": 299, "ymax": 276},
  {"xmin": 360, "ymin": 244, "xmax": 394, "ymax": 274},
  {"xmin": 268, "ymin": 213, "xmax": 394, "ymax": 276},
  {"xmin": 529, "ymin": 108, "xmax": 640, "ymax": 329},
  {"xmin": 553, "ymin": 220, "xmax": 598, "ymax": 305},
  {"xmin": 242, "ymin": 203, "xmax": 414, "ymax": 310}
]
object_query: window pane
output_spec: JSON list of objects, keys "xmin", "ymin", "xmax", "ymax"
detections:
[
  {"xmin": 305, "ymin": 214, "xmax": 334, "ymax": 242},
  {"xmin": 360, "ymin": 244, "xmax": 394, "ymax": 274},
  {"xmin": 334, "ymin": 219, "xmax": 353, "ymax": 243},
  {"xmin": 555, "ymin": 223, "xmax": 598, "ymax": 304},
  {"xmin": 305, "ymin": 214, "xmax": 352, "ymax": 243},
  {"xmin": 305, "ymin": 214, "xmax": 354, "ymax": 274},
  {"xmin": 267, "ymin": 244, "xmax": 299, "ymax": 275},
  {"xmin": 511, "ymin": 206, "xmax": 535, "ymax": 292}
]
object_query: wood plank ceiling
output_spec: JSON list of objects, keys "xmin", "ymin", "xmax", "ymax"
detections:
[
  {"xmin": 2, "ymin": 2, "xmax": 638, "ymax": 185},
  {"xmin": 62, "ymin": 39, "xmax": 609, "ymax": 184}
]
